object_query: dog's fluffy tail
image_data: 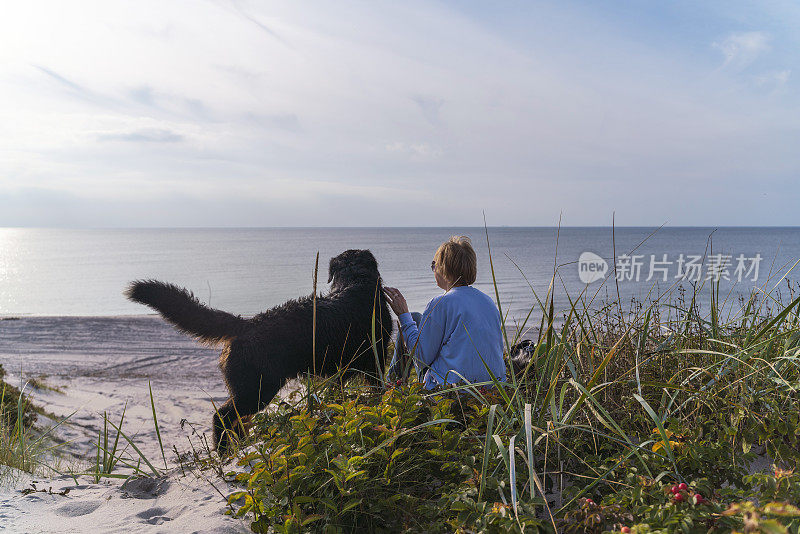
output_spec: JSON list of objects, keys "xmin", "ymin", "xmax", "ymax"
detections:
[{"xmin": 125, "ymin": 280, "xmax": 248, "ymax": 345}]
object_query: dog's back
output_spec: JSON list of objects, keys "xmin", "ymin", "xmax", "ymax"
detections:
[
  {"xmin": 125, "ymin": 249, "xmax": 392, "ymax": 452},
  {"xmin": 234, "ymin": 279, "xmax": 391, "ymax": 380}
]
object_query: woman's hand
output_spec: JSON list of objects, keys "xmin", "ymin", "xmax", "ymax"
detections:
[{"xmin": 383, "ymin": 287, "xmax": 409, "ymax": 317}]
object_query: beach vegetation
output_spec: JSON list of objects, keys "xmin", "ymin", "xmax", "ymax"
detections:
[
  {"xmin": 1, "ymin": 367, "xmax": 167, "ymax": 486},
  {"xmin": 0, "ymin": 365, "xmax": 38, "ymax": 430},
  {"xmin": 221, "ymin": 231, "xmax": 800, "ymax": 533},
  {"xmin": 0, "ymin": 371, "xmax": 47, "ymax": 479},
  {"xmin": 80, "ymin": 381, "xmax": 168, "ymax": 482}
]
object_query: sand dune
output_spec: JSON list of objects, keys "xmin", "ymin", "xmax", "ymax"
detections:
[{"xmin": 0, "ymin": 317, "xmax": 253, "ymax": 533}]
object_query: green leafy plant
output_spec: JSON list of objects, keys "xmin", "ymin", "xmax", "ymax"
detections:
[{"xmin": 227, "ymin": 381, "xmax": 548, "ymax": 533}]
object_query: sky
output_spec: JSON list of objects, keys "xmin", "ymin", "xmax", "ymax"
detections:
[{"xmin": 0, "ymin": 0, "xmax": 798, "ymax": 227}]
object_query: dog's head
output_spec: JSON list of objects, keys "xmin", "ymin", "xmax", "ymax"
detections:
[{"xmin": 328, "ymin": 249, "xmax": 380, "ymax": 290}]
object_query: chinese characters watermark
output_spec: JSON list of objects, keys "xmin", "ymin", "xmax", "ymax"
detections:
[{"xmin": 578, "ymin": 253, "xmax": 762, "ymax": 284}]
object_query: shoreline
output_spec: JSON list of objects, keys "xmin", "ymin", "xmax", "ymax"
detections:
[{"xmin": 0, "ymin": 315, "xmax": 162, "ymax": 321}]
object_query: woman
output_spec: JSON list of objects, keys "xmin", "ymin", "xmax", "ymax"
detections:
[{"xmin": 383, "ymin": 236, "xmax": 506, "ymax": 389}]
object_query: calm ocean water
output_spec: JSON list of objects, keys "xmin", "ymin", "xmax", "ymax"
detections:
[{"xmin": 1, "ymin": 227, "xmax": 799, "ymax": 326}]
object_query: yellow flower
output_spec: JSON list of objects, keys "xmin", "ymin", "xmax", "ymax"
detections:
[
  {"xmin": 652, "ymin": 440, "xmax": 682, "ymax": 454},
  {"xmin": 652, "ymin": 427, "xmax": 674, "ymax": 438},
  {"xmin": 774, "ymin": 466, "xmax": 794, "ymax": 479},
  {"xmin": 651, "ymin": 428, "xmax": 685, "ymax": 453},
  {"xmin": 491, "ymin": 502, "xmax": 508, "ymax": 514}
]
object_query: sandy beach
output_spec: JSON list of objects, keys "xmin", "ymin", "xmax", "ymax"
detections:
[{"xmin": 0, "ymin": 316, "xmax": 252, "ymax": 533}]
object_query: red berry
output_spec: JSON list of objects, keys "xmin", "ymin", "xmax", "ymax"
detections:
[
  {"xmin": 695, "ymin": 494, "xmax": 704, "ymax": 504},
  {"xmin": 621, "ymin": 527, "xmax": 631, "ymax": 533},
  {"xmin": 673, "ymin": 493, "xmax": 684, "ymax": 502},
  {"xmin": 678, "ymin": 483, "xmax": 688, "ymax": 491},
  {"xmin": 585, "ymin": 498, "xmax": 594, "ymax": 505},
  {"xmin": 670, "ymin": 485, "xmax": 680, "ymax": 494}
]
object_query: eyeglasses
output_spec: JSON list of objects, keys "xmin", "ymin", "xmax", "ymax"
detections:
[{"xmin": 430, "ymin": 260, "xmax": 436, "ymax": 272}]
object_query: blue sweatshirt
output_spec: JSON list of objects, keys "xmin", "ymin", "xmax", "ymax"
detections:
[{"xmin": 398, "ymin": 285, "xmax": 506, "ymax": 389}]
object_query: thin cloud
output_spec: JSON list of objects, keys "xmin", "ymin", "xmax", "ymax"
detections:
[
  {"xmin": 129, "ymin": 85, "xmax": 157, "ymax": 106},
  {"xmin": 411, "ymin": 95, "xmax": 445, "ymax": 126},
  {"xmin": 713, "ymin": 31, "xmax": 771, "ymax": 70},
  {"xmin": 243, "ymin": 112, "xmax": 301, "ymax": 132},
  {"xmin": 33, "ymin": 65, "xmax": 118, "ymax": 108},
  {"xmin": 97, "ymin": 128, "xmax": 185, "ymax": 143},
  {"xmin": 227, "ymin": 0, "xmax": 290, "ymax": 47},
  {"xmin": 127, "ymin": 85, "xmax": 214, "ymax": 121},
  {"xmin": 385, "ymin": 141, "xmax": 442, "ymax": 158},
  {"xmin": 754, "ymin": 69, "xmax": 791, "ymax": 91}
]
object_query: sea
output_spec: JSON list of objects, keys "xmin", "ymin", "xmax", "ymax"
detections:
[{"xmin": 1, "ymin": 227, "xmax": 800, "ymax": 329}]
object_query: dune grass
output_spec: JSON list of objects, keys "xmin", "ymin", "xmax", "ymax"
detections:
[
  {"xmin": 0, "ymin": 365, "xmax": 59, "ymax": 482},
  {"xmin": 0, "ymin": 378, "xmax": 76, "ymax": 483},
  {"xmin": 0, "ymin": 381, "xmax": 40, "ymax": 479},
  {"xmin": 78, "ymin": 382, "xmax": 167, "ymax": 482},
  {"xmin": 0, "ymin": 371, "xmax": 167, "ymax": 486}
]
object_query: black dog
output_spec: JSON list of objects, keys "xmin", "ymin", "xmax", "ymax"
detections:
[
  {"xmin": 509, "ymin": 339, "xmax": 537, "ymax": 377},
  {"xmin": 125, "ymin": 249, "xmax": 392, "ymax": 452}
]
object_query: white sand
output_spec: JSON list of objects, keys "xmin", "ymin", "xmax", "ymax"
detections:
[
  {"xmin": 0, "ymin": 469, "xmax": 248, "ymax": 533},
  {"xmin": 0, "ymin": 317, "xmax": 256, "ymax": 533}
]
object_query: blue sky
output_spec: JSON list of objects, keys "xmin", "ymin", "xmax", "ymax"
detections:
[{"xmin": 0, "ymin": 1, "xmax": 797, "ymax": 227}]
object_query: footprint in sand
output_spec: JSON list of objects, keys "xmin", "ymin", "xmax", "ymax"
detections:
[
  {"xmin": 55, "ymin": 500, "xmax": 102, "ymax": 517},
  {"xmin": 121, "ymin": 476, "xmax": 171, "ymax": 499},
  {"xmin": 137, "ymin": 506, "xmax": 172, "ymax": 525}
]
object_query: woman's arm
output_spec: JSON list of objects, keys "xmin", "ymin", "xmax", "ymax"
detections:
[{"xmin": 384, "ymin": 287, "xmax": 445, "ymax": 368}]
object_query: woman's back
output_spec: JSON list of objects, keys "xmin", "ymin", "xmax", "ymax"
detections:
[
  {"xmin": 384, "ymin": 235, "xmax": 507, "ymax": 389},
  {"xmin": 412, "ymin": 285, "xmax": 506, "ymax": 387}
]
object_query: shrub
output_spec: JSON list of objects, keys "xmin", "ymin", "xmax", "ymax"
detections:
[{"xmin": 227, "ymin": 381, "xmax": 546, "ymax": 533}]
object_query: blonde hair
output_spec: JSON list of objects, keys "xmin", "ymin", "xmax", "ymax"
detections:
[{"xmin": 434, "ymin": 236, "xmax": 477, "ymax": 287}]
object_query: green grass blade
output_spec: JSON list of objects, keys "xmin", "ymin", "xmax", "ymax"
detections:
[
  {"xmin": 634, "ymin": 393, "xmax": 679, "ymax": 478},
  {"xmin": 108, "ymin": 403, "xmax": 127, "ymax": 474},
  {"xmin": 478, "ymin": 403, "xmax": 497, "ymax": 502},
  {"xmin": 508, "ymin": 434, "xmax": 517, "ymax": 518},
  {"xmin": 105, "ymin": 419, "xmax": 160, "ymax": 477},
  {"xmin": 524, "ymin": 403, "xmax": 535, "ymax": 499},
  {"xmin": 149, "ymin": 382, "xmax": 167, "ymax": 470}
]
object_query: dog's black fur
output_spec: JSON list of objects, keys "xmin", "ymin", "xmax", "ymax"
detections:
[
  {"xmin": 509, "ymin": 339, "xmax": 536, "ymax": 377},
  {"xmin": 125, "ymin": 249, "xmax": 392, "ymax": 452}
]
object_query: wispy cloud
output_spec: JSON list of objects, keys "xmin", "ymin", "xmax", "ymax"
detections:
[
  {"xmin": 227, "ymin": 0, "xmax": 288, "ymax": 46},
  {"xmin": 713, "ymin": 31, "xmax": 771, "ymax": 70},
  {"xmin": 411, "ymin": 95, "xmax": 445, "ymax": 127},
  {"xmin": 754, "ymin": 69, "xmax": 791, "ymax": 91},
  {"xmin": 129, "ymin": 85, "xmax": 157, "ymax": 106},
  {"xmin": 243, "ymin": 113, "xmax": 301, "ymax": 132},
  {"xmin": 127, "ymin": 85, "xmax": 214, "ymax": 121},
  {"xmin": 385, "ymin": 141, "xmax": 442, "ymax": 158},
  {"xmin": 97, "ymin": 128, "xmax": 184, "ymax": 143},
  {"xmin": 33, "ymin": 65, "xmax": 118, "ymax": 108}
]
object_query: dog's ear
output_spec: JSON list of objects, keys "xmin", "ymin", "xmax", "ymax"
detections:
[{"xmin": 328, "ymin": 254, "xmax": 341, "ymax": 284}]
